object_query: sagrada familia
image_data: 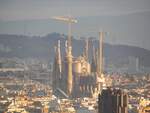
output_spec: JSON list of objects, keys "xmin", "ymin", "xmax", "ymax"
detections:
[{"xmin": 52, "ymin": 32, "xmax": 106, "ymax": 98}]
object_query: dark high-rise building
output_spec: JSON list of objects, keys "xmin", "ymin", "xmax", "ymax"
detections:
[{"xmin": 98, "ymin": 88, "xmax": 128, "ymax": 113}]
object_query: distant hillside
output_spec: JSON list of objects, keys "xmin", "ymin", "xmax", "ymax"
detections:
[
  {"xmin": 0, "ymin": 33, "xmax": 150, "ymax": 67},
  {"xmin": 1, "ymin": 11, "xmax": 150, "ymax": 50}
]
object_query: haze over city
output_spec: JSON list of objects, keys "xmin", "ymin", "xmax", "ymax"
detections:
[
  {"xmin": 0, "ymin": 1, "xmax": 150, "ymax": 113},
  {"xmin": 0, "ymin": 0, "xmax": 150, "ymax": 50}
]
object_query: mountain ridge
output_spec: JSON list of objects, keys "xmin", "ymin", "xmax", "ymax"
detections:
[{"xmin": 0, "ymin": 33, "xmax": 150, "ymax": 67}]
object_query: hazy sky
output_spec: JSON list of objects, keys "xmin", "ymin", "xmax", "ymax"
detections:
[
  {"xmin": 0, "ymin": 0, "xmax": 150, "ymax": 50},
  {"xmin": 0, "ymin": 0, "xmax": 150, "ymax": 20}
]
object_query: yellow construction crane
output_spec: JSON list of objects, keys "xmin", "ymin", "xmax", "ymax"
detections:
[{"xmin": 52, "ymin": 16, "xmax": 77, "ymax": 47}]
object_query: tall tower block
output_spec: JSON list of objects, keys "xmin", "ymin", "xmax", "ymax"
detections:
[
  {"xmin": 91, "ymin": 41, "xmax": 97, "ymax": 72},
  {"xmin": 84, "ymin": 39, "xmax": 89, "ymax": 61},
  {"xmin": 99, "ymin": 31, "xmax": 104, "ymax": 77},
  {"xmin": 52, "ymin": 40, "xmax": 62, "ymax": 91},
  {"xmin": 65, "ymin": 46, "xmax": 73, "ymax": 95},
  {"xmin": 65, "ymin": 22, "xmax": 73, "ymax": 95},
  {"xmin": 98, "ymin": 88, "xmax": 128, "ymax": 113},
  {"xmin": 97, "ymin": 31, "xmax": 105, "ymax": 93}
]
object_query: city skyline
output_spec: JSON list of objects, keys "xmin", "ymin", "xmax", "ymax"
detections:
[{"xmin": 0, "ymin": 1, "xmax": 150, "ymax": 113}]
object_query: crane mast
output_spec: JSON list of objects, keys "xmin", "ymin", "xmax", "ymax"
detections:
[{"xmin": 52, "ymin": 16, "xmax": 77, "ymax": 96}]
